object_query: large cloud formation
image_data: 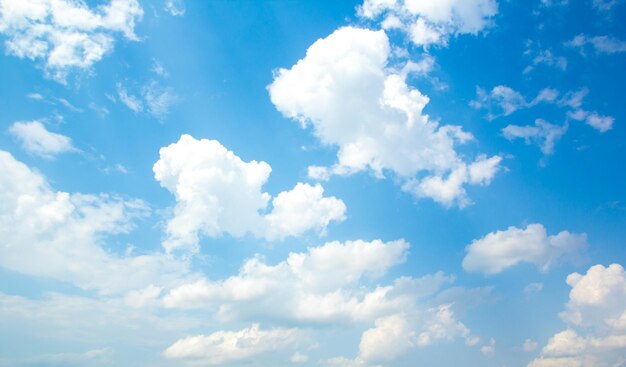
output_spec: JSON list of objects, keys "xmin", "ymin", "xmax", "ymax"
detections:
[
  {"xmin": 154, "ymin": 134, "xmax": 346, "ymax": 252},
  {"xmin": 268, "ymin": 27, "xmax": 501, "ymax": 207}
]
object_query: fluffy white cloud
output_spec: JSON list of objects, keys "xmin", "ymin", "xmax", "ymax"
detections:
[
  {"xmin": 462, "ymin": 223, "xmax": 588, "ymax": 275},
  {"xmin": 502, "ymin": 119, "xmax": 568, "ymax": 156},
  {"xmin": 8, "ymin": 120, "xmax": 78, "ymax": 159},
  {"xmin": 162, "ymin": 239, "xmax": 412, "ymax": 317},
  {"xmin": 529, "ymin": 264, "xmax": 626, "ymax": 367},
  {"xmin": 0, "ymin": 150, "xmax": 191, "ymax": 294},
  {"xmin": 0, "ymin": 0, "xmax": 143, "ymax": 82},
  {"xmin": 327, "ymin": 306, "xmax": 482, "ymax": 366},
  {"xmin": 163, "ymin": 324, "xmax": 300, "ymax": 365},
  {"xmin": 358, "ymin": 0, "xmax": 498, "ymax": 47},
  {"xmin": 268, "ymin": 27, "xmax": 501, "ymax": 207},
  {"xmin": 265, "ymin": 182, "xmax": 347, "ymax": 240},
  {"xmin": 153, "ymin": 135, "xmax": 346, "ymax": 252}
]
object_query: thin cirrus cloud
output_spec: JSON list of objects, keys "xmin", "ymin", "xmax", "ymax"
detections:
[
  {"xmin": 153, "ymin": 134, "xmax": 346, "ymax": 252},
  {"xmin": 8, "ymin": 120, "xmax": 79, "ymax": 159},
  {"xmin": 0, "ymin": 0, "xmax": 143, "ymax": 83},
  {"xmin": 116, "ymin": 81, "xmax": 177, "ymax": 120},
  {"xmin": 462, "ymin": 223, "xmax": 588, "ymax": 275},
  {"xmin": 268, "ymin": 26, "xmax": 502, "ymax": 208}
]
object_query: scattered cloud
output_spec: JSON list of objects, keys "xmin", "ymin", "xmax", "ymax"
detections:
[
  {"xmin": 523, "ymin": 44, "xmax": 567, "ymax": 74},
  {"xmin": 116, "ymin": 80, "xmax": 177, "ymax": 119},
  {"xmin": 357, "ymin": 0, "xmax": 498, "ymax": 47},
  {"xmin": 269, "ymin": 27, "xmax": 501, "ymax": 207},
  {"xmin": 566, "ymin": 34, "xmax": 626, "ymax": 55},
  {"xmin": 153, "ymin": 134, "xmax": 346, "ymax": 252},
  {"xmin": 164, "ymin": 0, "xmax": 185, "ymax": 17},
  {"xmin": 502, "ymin": 119, "xmax": 568, "ymax": 156},
  {"xmin": 0, "ymin": 0, "xmax": 143, "ymax": 83},
  {"xmin": 8, "ymin": 120, "xmax": 79, "ymax": 159},
  {"xmin": 462, "ymin": 223, "xmax": 588, "ymax": 275}
]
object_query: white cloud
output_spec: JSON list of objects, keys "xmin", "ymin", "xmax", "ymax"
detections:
[
  {"xmin": 0, "ymin": 0, "xmax": 143, "ymax": 82},
  {"xmin": 592, "ymin": 0, "xmax": 622, "ymax": 11},
  {"xmin": 358, "ymin": 0, "xmax": 498, "ymax": 47},
  {"xmin": 502, "ymin": 119, "xmax": 568, "ymax": 156},
  {"xmin": 524, "ymin": 282, "xmax": 544, "ymax": 295},
  {"xmin": 327, "ymin": 306, "xmax": 481, "ymax": 366},
  {"xmin": 268, "ymin": 27, "xmax": 501, "ymax": 207},
  {"xmin": 154, "ymin": 134, "xmax": 346, "ymax": 252},
  {"xmin": 568, "ymin": 110, "xmax": 614, "ymax": 133},
  {"xmin": 116, "ymin": 82, "xmax": 143, "ymax": 112},
  {"xmin": 8, "ymin": 120, "xmax": 78, "ymax": 159},
  {"xmin": 290, "ymin": 352, "xmax": 309, "ymax": 363},
  {"xmin": 480, "ymin": 338, "xmax": 496, "ymax": 357},
  {"xmin": 462, "ymin": 223, "xmax": 588, "ymax": 275},
  {"xmin": 523, "ymin": 48, "xmax": 567, "ymax": 74},
  {"xmin": 470, "ymin": 85, "xmax": 559, "ymax": 120},
  {"xmin": 524, "ymin": 339, "xmax": 539, "ymax": 352},
  {"xmin": 566, "ymin": 34, "xmax": 626, "ymax": 55},
  {"xmin": 265, "ymin": 182, "xmax": 347, "ymax": 240},
  {"xmin": 529, "ymin": 264, "xmax": 626, "ymax": 366},
  {"xmin": 162, "ymin": 239, "xmax": 411, "ymax": 315},
  {"xmin": 164, "ymin": 0, "xmax": 185, "ymax": 16},
  {"xmin": 0, "ymin": 150, "xmax": 191, "ymax": 294},
  {"xmin": 163, "ymin": 324, "xmax": 299, "ymax": 365},
  {"xmin": 116, "ymin": 80, "xmax": 177, "ymax": 119}
]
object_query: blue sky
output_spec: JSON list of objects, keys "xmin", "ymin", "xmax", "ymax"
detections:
[{"xmin": 0, "ymin": 0, "xmax": 625, "ymax": 366}]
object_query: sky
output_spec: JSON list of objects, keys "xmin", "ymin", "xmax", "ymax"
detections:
[{"xmin": 0, "ymin": 0, "xmax": 625, "ymax": 366}]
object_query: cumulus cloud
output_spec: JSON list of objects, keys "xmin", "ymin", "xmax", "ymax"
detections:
[
  {"xmin": 8, "ymin": 120, "xmax": 78, "ymax": 159},
  {"xmin": 357, "ymin": 0, "xmax": 498, "ymax": 47},
  {"xmin": 0, "ymin": 150, "xmax": 190, "ymax": 294},
  {"xmin": 164, "ymin": 324, "xmax": 299, "ymax": 365},
  {"xmin": 326, "ymin": 306, "xmax": 482, "ymax": 366},
  {"xmin": 502, "ymin": 119, "xmax": 568, "ymax": 156},
  {"xmin": 462, "ymin": 223, "xmax": 588, "ymax": 275},
  {"xmin": 162, "ymin": 239, "xmax": 412, "ymax": 317},
  {"xmin": 163, "ymin": 237, "xmax": 488, "ymax": 365},
  {"xmin": 153, "ymin": 134, "xmax": 346, "ymax": 252},
  {"xmin": 268, "ymin": 27, "xmax": 501, "ymax": 207},
  {"xmin": 0, "ymin": 0, "xmax": 143, "ymax": 82},
  {"xmin": 529, "ymin": 264, "xmax": 626, "ymax": 366}
]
